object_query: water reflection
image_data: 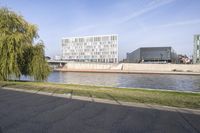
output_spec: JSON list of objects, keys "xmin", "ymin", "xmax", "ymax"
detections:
[
  {"xmin": 48, "ymin": 72, "xmax": 119, "ymax": 87},
  {"xmin": 46, "ymin": 71, "xmax": 200, "ymax": 92}
]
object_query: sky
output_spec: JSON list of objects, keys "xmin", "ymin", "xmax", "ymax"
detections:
[{"xmin": 1, "ymin": 0, "xmax": 200, "ymax": 60}]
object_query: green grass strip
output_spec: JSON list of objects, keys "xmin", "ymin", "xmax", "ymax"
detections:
[{"xmin": 0, "ymin": 81, "xmax": 200, "ymax": 109}]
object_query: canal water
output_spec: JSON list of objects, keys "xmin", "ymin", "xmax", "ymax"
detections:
[{"xmin": 40, "ymin": 71, "xmax": 200, "ymax": 92}]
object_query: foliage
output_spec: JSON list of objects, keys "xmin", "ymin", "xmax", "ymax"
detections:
[
  {"xmin": 27, "ymin": 43, "xmax": 50, "ymax": 81},
  {"xmin": 0, "ymin": 7, "xmax": 50, "ymax": 81}
]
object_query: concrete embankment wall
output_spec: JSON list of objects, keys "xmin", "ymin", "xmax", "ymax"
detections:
[
  {"xmin": 122, "ymin": 63, "xmax": 200, "ymax": 72},
  {"xmin": 61, "ymin": 62, "xmax": 200, "ymax": 73},
  {"xmin": 64, "ymin": 62, "xmax": 114, "ymax": 70}
]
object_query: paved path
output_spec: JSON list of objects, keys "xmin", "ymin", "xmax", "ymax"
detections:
[
  {"xmin": 55, "ymin": 69, "xmax": 200, "ymax": 75},
  {"xmin": 0, "ymin": 89, "xmax": 200, "ymax": 133}
]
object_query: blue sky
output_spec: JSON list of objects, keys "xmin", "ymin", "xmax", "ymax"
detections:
[{"xmin": 1, "ymin": 0, "xmax": 200, "ymax": 59}]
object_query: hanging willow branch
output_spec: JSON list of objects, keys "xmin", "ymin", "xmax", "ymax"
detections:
[{"xmin": 0, "ymin": 7, "xmax": 50, "ymax": 81}]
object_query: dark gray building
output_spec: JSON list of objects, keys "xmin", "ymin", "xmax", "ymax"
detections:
[{"xmin": 126, "ymin": 47, "xmax": 178, "ymax": 63}]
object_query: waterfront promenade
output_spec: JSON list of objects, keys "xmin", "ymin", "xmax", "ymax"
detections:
[
  {"xmin": 49, "ymin": 61, "xmax": 200, "ymax": 75},
  {"xmin": 54, "ymin": 68, "xmax": 200, "ymax": 75},
  {"xmin": 0, "ymin": 88, "xmax": 200, "ymax": 133}
]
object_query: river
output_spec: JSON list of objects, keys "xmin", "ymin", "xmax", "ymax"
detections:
[{"xmin": 31, "ymin": 71, "xmax": 200, "ymax": 92}]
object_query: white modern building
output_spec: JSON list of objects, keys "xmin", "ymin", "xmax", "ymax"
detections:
[
  {"xmin": 193, "ymin": 34, "xmax": 200, "ymax": 64},
  {"xmin": 62, "ymin": 34, "xmax": 118, "ymax": 63}
]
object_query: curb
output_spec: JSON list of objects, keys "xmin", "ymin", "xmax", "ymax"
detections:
[
  {"xmin": 1, "ymin": 87, "xmax": 200, "ymax": 115},
  {"xmin": 54, "ymin": 69, "xmax": 200, "ymax": 76}
]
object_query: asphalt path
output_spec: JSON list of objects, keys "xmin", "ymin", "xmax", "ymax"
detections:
[{"xmin": 0, "ymin": 89, "xmax": 200, "ymax": 133}]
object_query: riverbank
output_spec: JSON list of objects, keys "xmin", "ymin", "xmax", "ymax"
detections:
[
  {"xmin": 0, "ymin": 81, "xmax": 200, "ymax": 109},
  {"xmin": 54, "ymin": 69, "xmax": 200, "ymax": 75},
  {"xmin": 50, "ymin": 62, "xmax": 200, "ymax": 75}
]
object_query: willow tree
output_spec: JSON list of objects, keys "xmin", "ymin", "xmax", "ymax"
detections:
[{"xmin": 0, "ymin": 7, "xmax": 50, "ymax": 81}]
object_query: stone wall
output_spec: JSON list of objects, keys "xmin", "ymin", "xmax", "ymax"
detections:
[
  {"xmin": 64, "ymin": 62, "xmax": 113, "ymax": 70},
  {"xmin": 63, "ymin": 62, "xmax": 200, "ymax": 73},
  {"xmin": 122, "ymin": 63, "xmax": 200, "ymax": 72}
]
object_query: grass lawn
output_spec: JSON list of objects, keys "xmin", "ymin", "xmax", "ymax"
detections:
[{"xmin": 0, "ymin": 81, "xmax": 200, "ymax": 109}]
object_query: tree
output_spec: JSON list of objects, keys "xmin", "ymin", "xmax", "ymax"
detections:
[
  {"xmin": 25, "ymin": 42, "xmax": 50, "ymax": 81},
  {"xmin": 0, "ymin": 7, "xmax": 50, "ymax": 81}
]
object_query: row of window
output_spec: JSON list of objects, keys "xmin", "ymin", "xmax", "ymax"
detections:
[
  {"xmin": 197, "ymin": 50, "xmax": 200, "ymax": 58},
  {"xmin": 64, "ymin": 54, "xmax": 117, "ymax": 59},
  {"xmin": 63, "ymin": 58, "xmax": 118, "ymax": 63},
  {"xmin": 196, "ymin": 40, "xmax": 200, "ymax": 46},
  {"xmin": 63, "ymin": 51, "xmax": 117, "ymax": 55},
  {"xmin": 62, "ymin": 35, "xmax": 117, "ymax": 43},
  {"xmin": 83, "ymin": 45, "xmax": 116, "ymax": 49},
  {"xmin": 63, "ymin": 48, "xmax": 117, "ymax": 52},
  {"xmin": 62, "ymin": 41, "xmax": 117, "ymax": 46},
  {"xmin": 195, "ymin": 35, "xmax": 200, "ymax": 40}
]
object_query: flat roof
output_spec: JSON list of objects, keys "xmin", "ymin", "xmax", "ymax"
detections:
[
  {"xmin": 62, "ymin": 34, "xmax": 118, "ymax": 40},
  {"xmin": 128, "ymin": 46, "xmax": 173, "ymax": 54},
  {"xmin": 139, "ymin": 46, "xmax": 171, "ymax": 49}
]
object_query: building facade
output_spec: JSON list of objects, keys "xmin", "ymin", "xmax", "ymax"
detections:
[
  {"xmin": 193, "ymin": 35, "xmax": 200, "ymax": 64},
  {"xmin": 62, "ymin": 35, "xmax": 118, "ymax": 63},
  {"xmin": 126, "ymin": 47, "xmax": 178, "ymax": 63}
]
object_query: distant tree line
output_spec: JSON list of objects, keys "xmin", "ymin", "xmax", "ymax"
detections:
[{"xmin": 0, "ymin": 7, "xmax": 50, "ymax": 81}]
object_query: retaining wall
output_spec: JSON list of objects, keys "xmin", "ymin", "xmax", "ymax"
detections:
[
  {"xmin": 122, "ymin": 63, "xmax": 200, "ymax": 72},
  {"xmin": 64, "ymin": 62, "xmax": 113, "ymax": 70},
  {"xmin": 63, "ymin": 62, "xmax": 200, "ymax": 73}
]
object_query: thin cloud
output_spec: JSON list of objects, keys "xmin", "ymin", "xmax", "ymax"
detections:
[
  {"xmin": 70, "ymin": 0, "xmax": 176, "ymax": 35},
  {"xmin": 156, "ymin": 19, "xmax": 200, "ymax": 28},
  {"xmin": 118, "ymin": 0, "xmax": 176, "ymax": 24}
]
